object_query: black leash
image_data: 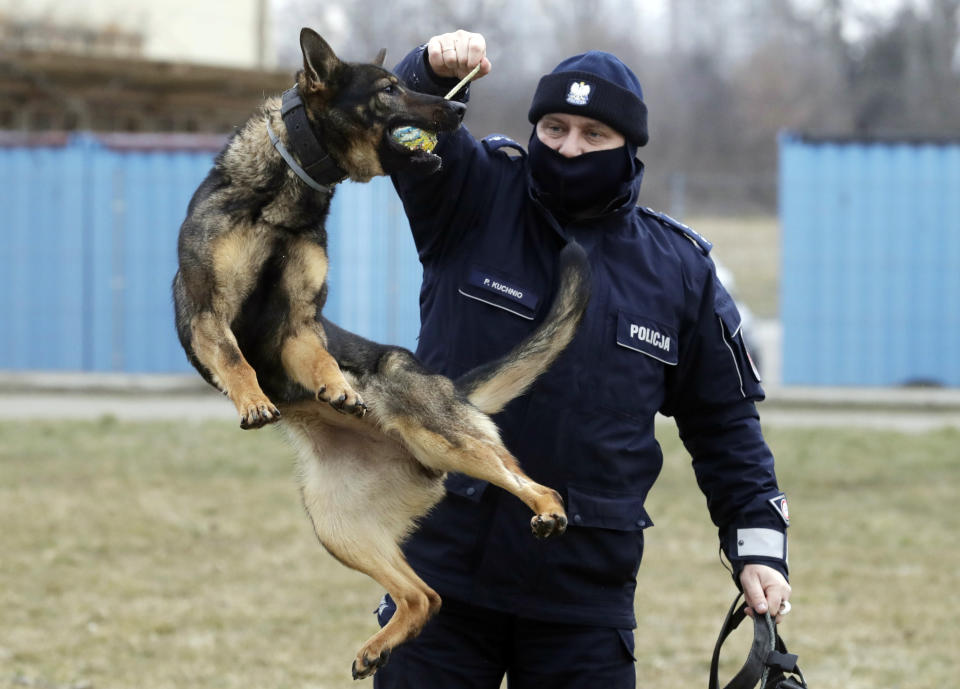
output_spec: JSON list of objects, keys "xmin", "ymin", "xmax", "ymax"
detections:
[
  {"xmin": 709, "ymin": 593, "xmax": 808, "ymax": 689},
  {"xmin": 266, "ymin": 86, "xmax": 347, "ymax": 191}
]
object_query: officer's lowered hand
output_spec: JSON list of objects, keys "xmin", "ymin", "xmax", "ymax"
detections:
[{"xmin": 740, "ymin": 563, "xmax": 792, "ymax": 624}]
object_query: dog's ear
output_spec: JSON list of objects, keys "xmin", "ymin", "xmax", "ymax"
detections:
[
  {"xmin": 300, "ymin": 28, "xmax": 341, "ymax": 87},
  {"xmin": 373, "ymin": 49, "xmax": 386, "ymax": 67}
]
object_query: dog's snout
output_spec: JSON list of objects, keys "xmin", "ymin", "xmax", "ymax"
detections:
[
  {"xmin": 435, "ymin": 100, "xmax": 466, "ymax": 130},
  {"xmin": 449, "ymin": 101, "xmax": 467, "ymax": 121}
]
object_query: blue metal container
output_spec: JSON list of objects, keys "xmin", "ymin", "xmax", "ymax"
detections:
[
  {"xmin": 0, "ymin": 132, "xmax": 423, "ymax": 374},
  {"xmin": 779, "ymin": 133, "xmax": 960, "ymax": 386}
]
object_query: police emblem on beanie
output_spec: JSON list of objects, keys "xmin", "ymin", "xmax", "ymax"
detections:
[
  {"xmin": 528, "ymin": 50, "xmax": 650, "ymax": 146},
  {"xmin": 566, "ymin": 81, "xmax": 592, "ymax": 105}
]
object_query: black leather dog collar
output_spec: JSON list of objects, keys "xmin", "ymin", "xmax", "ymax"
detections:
[{"xmin": 272, "ymin": 86, "xmax": 347, "ymax": 188}]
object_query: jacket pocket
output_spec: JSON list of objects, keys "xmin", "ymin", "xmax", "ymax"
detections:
[
  {"xmin": 566, "ymin": 484, "xmax": 653, "ymax": 531},
  {"xmin": 444, "ymin": 472, "xmax": 489, "ymax": 503},
  {"xmin": 402, "ymin": 472, "xmax": 491, "ymax": 575},
  {"xmin": 598, "ymin": 306, "xmax": 678, "ymax": 417},
  {"xmin": 541, "ymin": 485, "xmax": 653, "ymax": 600}
]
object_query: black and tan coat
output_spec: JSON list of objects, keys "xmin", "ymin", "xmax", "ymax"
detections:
[{"xmin": 172, "ymin": 29, "xmax": 590, "ymax": 679}]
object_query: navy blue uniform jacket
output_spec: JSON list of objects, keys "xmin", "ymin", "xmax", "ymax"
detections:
[{"xmin": 390, "ymin": 47, "xmax": 789, "ymax": 629}]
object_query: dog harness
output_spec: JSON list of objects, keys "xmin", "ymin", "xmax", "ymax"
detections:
[
  {"xmin": 266, "ymin": 86, "xmax": 347, "ymax": 190},
  {"xmin": 710, "ymin": 593, "xmax": 808, "ymax": 689}
]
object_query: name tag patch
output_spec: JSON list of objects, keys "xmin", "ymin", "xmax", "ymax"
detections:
[
  {"xmin": 468, "ymin": 268, "xmax": 539, "ymax": 311},
  {"xmin": 616, "ymin": 311, "xmax": 678, "ymax": 365}
]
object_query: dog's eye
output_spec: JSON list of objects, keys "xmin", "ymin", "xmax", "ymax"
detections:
[{"xmin": 382, "ymin": 84, "xmax": 398, "ymax": 95}]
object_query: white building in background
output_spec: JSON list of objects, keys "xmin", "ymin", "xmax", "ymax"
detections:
[{"xmin": 0, "ymin": 0, "xmax": 273, "ymax": 69}]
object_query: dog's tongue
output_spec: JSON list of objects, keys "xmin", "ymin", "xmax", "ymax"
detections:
[{"xmin": 390, "ymin": 126, "xmax": 438, "ymax": 153}]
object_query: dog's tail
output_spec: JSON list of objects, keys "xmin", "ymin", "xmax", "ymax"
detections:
[{"xmin": 457, "ymin": 242, "xmax": 591, "ymax": 415}]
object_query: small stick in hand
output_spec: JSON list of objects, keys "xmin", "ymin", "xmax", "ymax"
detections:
[{"xmin": 445, "ymin": 63, "xmax": 482, "ymax": 100}]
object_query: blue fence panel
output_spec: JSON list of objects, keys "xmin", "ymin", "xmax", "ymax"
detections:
[
  {"xmin": 84, "ymin": 138, "xmax": 116, "ymax": 371},
  {"xmin": 325, "ymin": 178, "xmax": 422, "ymax": 351},
  {"xmin": 780, "ymin": 134, "xmax": 960, "ymax": 386},
  {"xmin": 76, "ymin": 137, "xmax": 216, "ymax": 373},
  {"xmin": 0, "ymin": 133, "xmax": 423, "ymax": 374},
  {"xmin": 0, "ymin": 147, "xmax": 34, "ymax": 368},
  {"xmin": 0, "ymin": 139, "xmax": 86, "ymax": 370}
]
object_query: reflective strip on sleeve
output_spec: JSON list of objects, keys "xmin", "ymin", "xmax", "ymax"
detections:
[
  {"xmin": 718, "ymin": 316, "xmax": 746, "ymax": 398},
  {"xmin": 736, "ymin": 528, "xmax": 786, "ymax": 559}
]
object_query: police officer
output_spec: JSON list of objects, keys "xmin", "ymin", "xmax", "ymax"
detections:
[{"xmin": 374, "ymin": 30, "xmax": 792, "ymax": 689}]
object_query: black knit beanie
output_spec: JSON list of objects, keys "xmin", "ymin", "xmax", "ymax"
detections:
[{"xmin": 528, "ymin": 51, "xmax": 648, "ymax": 146}]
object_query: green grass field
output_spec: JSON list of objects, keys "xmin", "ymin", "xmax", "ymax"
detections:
[{"xmin": 2, "ymin": 417, "xmax": 957, "ymax": 688}]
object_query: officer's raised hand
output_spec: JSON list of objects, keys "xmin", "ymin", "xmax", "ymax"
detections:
[{"xmin": 426, "ymin": 30, "xmax": 492, "ymax": 80}]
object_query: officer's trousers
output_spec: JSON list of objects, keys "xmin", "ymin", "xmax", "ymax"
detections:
[{"xmin": 371, "ymin": 594, "xmax": 637, "ymax": 689}]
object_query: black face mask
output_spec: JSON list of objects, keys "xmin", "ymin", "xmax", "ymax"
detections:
[{"xmin": 528, "ymin": 132, "xmax": 640, "ymax": 218}]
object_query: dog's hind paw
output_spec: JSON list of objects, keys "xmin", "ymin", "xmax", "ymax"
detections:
[
  {"xmin": 351, "ymin": 648, "xmax": 391, "ymax": 680},
  {"xmin": 531, "ymin": 513, "xmax": 568, "ymax": 539}
]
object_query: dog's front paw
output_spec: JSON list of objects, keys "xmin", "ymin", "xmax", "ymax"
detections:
[
  {"xmin": 531, "ymin": 512, "xmax": 568, "ymax": 539},
  {"xmin": 234, "ymin": 393, "xmax": 281, "ymax": 429},
  {"xmin": 317, "ymin": 381, "xmax": 366, "ymax": 417},
  {"xmin": 351, "ymin": 647, "xmax": 391, "ymax": 680}
]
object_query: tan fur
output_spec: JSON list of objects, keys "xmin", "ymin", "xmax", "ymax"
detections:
[
  {"xmin": 282, "ymin": 398, "xmax": 446, "ymax": 671},
  {"xmin": 211, "ymin": 224, "xmax": 274, "ymax": 301},
  {"xmin": 340, "ymin": 124, "xmax": 388, "ymax": 182},
  {"xmin": 466, "ymin": 363, "xmax": 537, "ymax": 416},
  {"xmin": 278, "ymin": 351, "xmax": 567, "ymax": 676},
  {"xmin": 274, "ymin": 241, "xmax": 363, "ymax": 407},
  {"xmin": 189, "ymin": 311, "xmax": 277, "ymax": 424},
  {"xmin": 282, "ymin": 240, "xmax": 330, "ymax": 324},
  {"xmin": 186, "ymin": 228, "xmax": 280, "ymax": 424},
  {"xmin": 280, "ymin": 331, "xmax": 359, "ymax": 406}
]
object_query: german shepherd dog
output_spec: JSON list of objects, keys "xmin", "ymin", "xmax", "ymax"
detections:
[{"xmin": 173, "ymin": 29, "xmax": 590, "ymax": 679}]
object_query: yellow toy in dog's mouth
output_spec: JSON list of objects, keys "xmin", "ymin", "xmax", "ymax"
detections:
[{"xmin": 390, "ymin": 126, "xmax": 438, "ymax": 153}]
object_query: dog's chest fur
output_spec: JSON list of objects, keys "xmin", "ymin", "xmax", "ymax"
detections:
[{"xmin": 209, "ymin": 106, "xmax": 339, "ymax": 401}]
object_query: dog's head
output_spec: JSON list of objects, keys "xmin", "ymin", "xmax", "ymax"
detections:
[{"xmin": 295, "ymin": 28, "xmax": 466, "ymax": 181}]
